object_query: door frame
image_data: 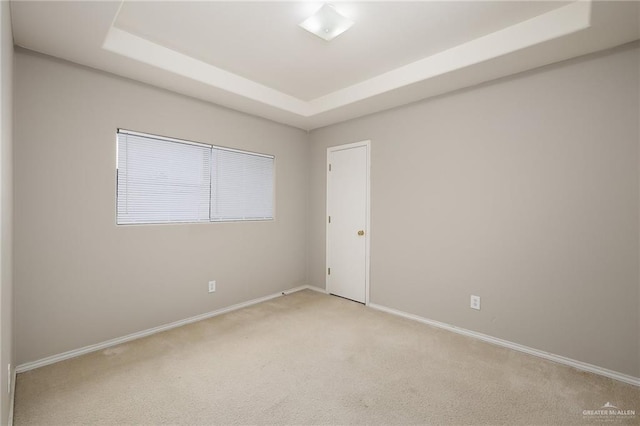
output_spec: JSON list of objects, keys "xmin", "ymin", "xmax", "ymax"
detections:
[{"xmin": 326, "ymin": 140, "xmax": 371, "ymax": 305}]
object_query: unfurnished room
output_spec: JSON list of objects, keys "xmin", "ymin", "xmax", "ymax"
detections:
[{"xmin": 0, "ymin": 1, "xmax": 639, "ymax": 425}]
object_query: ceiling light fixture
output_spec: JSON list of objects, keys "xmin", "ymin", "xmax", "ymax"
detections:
[{"xmin": 299, "ymin": 4, "xmax": 354, "ymax": 42}]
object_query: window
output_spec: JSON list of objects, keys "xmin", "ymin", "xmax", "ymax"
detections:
[{"xmin": 116, "ymin": 130, "xmax": 274, "ymax": 225}]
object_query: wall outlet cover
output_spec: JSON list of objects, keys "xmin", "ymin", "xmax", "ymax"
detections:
[{"xmin": 470, "ymin": 295, "xmax": 481, "ymax": 310}]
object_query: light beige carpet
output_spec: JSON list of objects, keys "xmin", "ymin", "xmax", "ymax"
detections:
[{"xmin": 13, "ymin": 290, "xmax": 639, "ymax": 425}]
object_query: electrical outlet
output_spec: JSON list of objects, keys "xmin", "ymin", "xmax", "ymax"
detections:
[
  {"xmin": 470, "ymin": 295, "xmax": 481, "ymax": 310},
  {"xmin": 208, "ymin": 281, "xmax": 216, "ymax": 293}
]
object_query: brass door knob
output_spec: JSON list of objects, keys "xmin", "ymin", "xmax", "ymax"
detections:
[{"xmin": 357, "ymin": 230, "xmax": 365, "ymax": 236}]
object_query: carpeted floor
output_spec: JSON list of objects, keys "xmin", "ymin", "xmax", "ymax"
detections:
[{"xmin": 13, "ymin": 290, "xmax": 639, "ymax": 425}]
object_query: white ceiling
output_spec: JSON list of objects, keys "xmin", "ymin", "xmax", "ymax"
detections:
[
  {"xmin": 10, "ymin": 1, "xmax": 640, "ymax": 130},
  {"xmin": 114, "ymin": 1, "xmax": 567, "ymax": 101}
]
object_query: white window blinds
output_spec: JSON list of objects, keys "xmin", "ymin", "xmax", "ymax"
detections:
[
  {"xmin": 117, "ymin": 131, "xmax": 212, "ymax": 224},
  {"xmin": 116, "ymin": 130, "xmax": 274, "ymax": 225},
  {"xmin": 211, "ymin": 148, "xmax": 274, "ymax": 221}
]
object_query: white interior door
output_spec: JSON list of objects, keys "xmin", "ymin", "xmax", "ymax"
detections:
[{"xmin": 326, "ymin": 141, "xmax": 370, "ymax": 304}]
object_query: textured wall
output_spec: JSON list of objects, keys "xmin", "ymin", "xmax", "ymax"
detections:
[
  {"xmin": 12, "ymin": 41, "xmax": 640, "ymax": 381},
  {"xmin": 0, "ymin": 1, "xmax": 14, "ymax": 423},
  {"xmin": 309, "ymin": 44, "xmax": 640, "ymax": 377},
  {"xmin": 14, "ymin": 50, "xmax": 309, "ymax": 364}
]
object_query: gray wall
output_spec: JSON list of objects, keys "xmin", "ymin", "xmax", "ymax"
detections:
[
  {"xmin": 0, "ymin": 1, "xmax": 14, "ymax": 423},
  {"xmin": 13, "ymin": 50, "xmax": 309, "ymax": 365},
  {"xmin": 309, "ymin": 44, "xmax": 640, "ymax": 377},
  {"xmin": 11, "ymin": 41, "xmax": 640, "ymax": 380}
]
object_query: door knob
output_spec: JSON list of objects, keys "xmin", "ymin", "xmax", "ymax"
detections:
[{"xmin": 357, "ymin": 230, "xmax": 365, "ymax": 236}]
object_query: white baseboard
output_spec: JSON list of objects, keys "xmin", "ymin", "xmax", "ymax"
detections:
[
  {"xmin": 281, "ymin": 285, "xmax": 313, "ymax": 295},
  {"xmin": 368, "ymin": 303, "xmax": 640, "ymax": 387},
  {"xmin": 7, "ymin": 366, "xmax": 15, "ymax": 426},
  {"xmin": 304, "ymin": 285, "xmax": 328, "ymax": 294},
  {"xmin": 15, "ymin": 285, "xmax": 310, "ymax": 374},
  {"xmin": 18, "ymin": 287, "xmax": 635, "ymax": 389}
]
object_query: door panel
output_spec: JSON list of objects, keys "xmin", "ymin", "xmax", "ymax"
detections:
[{"xmin": 327, "ymin": 143, "xmax": 368, "ymax": 303}]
